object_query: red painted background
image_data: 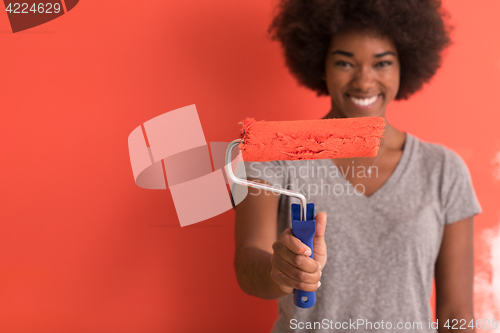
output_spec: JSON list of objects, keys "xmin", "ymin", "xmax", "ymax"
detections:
[{"xmin": 1, "ymin": 1, "xmax": 499, "ymax": 332}]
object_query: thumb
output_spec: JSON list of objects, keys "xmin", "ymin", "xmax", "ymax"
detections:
[
  {"xmin": 313, "ymin": 211, "xmax": 328, "ymax": 266},
  {"xmin": 314, "ymin": 211, "xmax": 327, "ymax": 240}
]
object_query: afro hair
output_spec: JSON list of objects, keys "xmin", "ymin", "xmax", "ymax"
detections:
[{"xmin": 268, "ymin": 0, "xmax": 454, "ymax": 100}]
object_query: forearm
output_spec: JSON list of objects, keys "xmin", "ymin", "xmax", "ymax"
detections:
[
  {"xmin": 436, "ymin": 310, "xmax": 475, "ymax": 332},
  {"xmin": 434, "ymin": 217, "xmax": 476, "ymax": 332},
  {"xmin": 234, "ymin": 247, "xmax": 289, "ymax": 300}
]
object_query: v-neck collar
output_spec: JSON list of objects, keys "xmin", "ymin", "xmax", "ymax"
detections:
[{"xmin": 328, "ymin": 133, "xmax": 413, "ymax": 200}]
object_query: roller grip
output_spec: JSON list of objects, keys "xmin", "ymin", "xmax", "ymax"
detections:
[{"xmin": 291, "ymin": 203, "xmax": 316, "ymax": 308}]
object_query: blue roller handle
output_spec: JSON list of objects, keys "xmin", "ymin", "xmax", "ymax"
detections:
[{"xmin": 291, "ymin": 202, "xmax": 316, "ymax": 308}]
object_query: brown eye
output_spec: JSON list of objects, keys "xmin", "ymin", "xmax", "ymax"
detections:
[
  {"xmin": 335, "ymin": 61, "xmax": 352, "ymax": 68},
  {"xmin": 377, "ymin": 61, "xmax": 393, "ymax": 67}
]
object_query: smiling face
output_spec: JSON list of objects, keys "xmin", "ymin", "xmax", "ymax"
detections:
[{"xmin": 323, "ymin": 30, "xmax": 400, "ymax": 119}]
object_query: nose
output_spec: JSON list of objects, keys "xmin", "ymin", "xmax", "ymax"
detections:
[{"xmin": 351, "ymin": 65, "xmax": 376, "ymax": 92}]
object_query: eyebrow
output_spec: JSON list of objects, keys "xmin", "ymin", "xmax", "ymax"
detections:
[{"xmin": 331, "ymin": 50, "xmax": 396, "ymax": 58}]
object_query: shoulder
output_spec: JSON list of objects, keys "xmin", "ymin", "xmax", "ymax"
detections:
[
  {"xmin": 408, "ymin": 134, "xmax": 469, "ymax": 175},
  {"xmin": 407, "ymin": 135, "xmax": 482, "ymax": 224},
  {"xmin": 408, "ymin": 134, "xmax": 480, "ymax": 217}
]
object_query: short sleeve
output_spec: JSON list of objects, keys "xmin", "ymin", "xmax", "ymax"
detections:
[{"xmin": 441, "ymin": 148, "xmax": 482, "ymax": 225}]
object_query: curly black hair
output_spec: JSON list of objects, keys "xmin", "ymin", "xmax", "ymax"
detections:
[{"xmin": 268, "ymin": 0, "xmax": 454, "ymax": 100}]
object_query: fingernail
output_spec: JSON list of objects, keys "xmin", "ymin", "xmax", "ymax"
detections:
[
  {"xmin": 318, "ymin": 281, "xmax": 321, "ymax": 288},
  {"xmin": 298, "ymin": 247, "xmax": 306, "ymax": 253},
  {"xmin": 320, "ymin": 271, "xmax": 322, "ymax": 277},
  {"xmin": 304, "ymin": 249, "xmax": 311, "ymax": 256},
  {"xmin": 318, "ymin": 264, "xmax": 321, "ymax": 271}
]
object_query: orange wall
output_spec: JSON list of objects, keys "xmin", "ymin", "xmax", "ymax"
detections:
[{"xmin": 1, "ymin": 1, "xmax": 499, "ymax": 332}]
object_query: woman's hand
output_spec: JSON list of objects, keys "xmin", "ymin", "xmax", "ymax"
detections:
[{"xmin": 270, "ymin": 211, "xmax": 328, "ymax": 294}]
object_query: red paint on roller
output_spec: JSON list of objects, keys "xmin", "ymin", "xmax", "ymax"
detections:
[{"xmin": 239, "ymin": 117, "xmax": 386, "ymax": 162}]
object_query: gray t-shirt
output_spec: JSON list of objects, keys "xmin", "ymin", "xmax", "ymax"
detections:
[{"xmin": 241, "ymin": 133, "xmax": 482, "ymax": 333}]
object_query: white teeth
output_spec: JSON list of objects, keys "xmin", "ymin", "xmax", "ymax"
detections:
[{"xmin": 349, "ymin": 95, "xmax": 379, "ymax": 106}]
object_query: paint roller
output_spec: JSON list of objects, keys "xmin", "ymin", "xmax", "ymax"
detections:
[{"xmin": 225, "ymin": 116, "xmax": 386, "ymax": 308}]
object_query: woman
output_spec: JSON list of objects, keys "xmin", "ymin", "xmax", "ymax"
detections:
[{"xmin": 233, "ymin": 0, "xmax": 482, "ymax": 332}]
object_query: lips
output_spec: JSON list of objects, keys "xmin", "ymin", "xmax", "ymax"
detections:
[{"xmin": 346, "ymin": 93, "xmax": 381, "ymax": 110}]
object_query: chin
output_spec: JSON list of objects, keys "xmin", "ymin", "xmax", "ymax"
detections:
[{"xmin": 344, "ymin": 109, "xmax": 386, "ymax": 119}]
